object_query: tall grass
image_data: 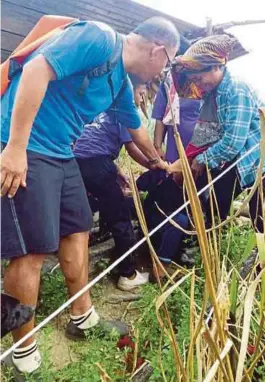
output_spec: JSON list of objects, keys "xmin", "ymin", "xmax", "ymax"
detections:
[{"xmin": 128, "ymin": 102, "xmax": 265, "ymax": 381}]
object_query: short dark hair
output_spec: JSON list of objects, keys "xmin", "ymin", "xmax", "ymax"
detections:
[{"xmin": 133, "ymin": 17, "xmax": 180, "ymax": 49}]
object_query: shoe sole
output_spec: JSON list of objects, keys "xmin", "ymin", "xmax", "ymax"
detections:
[
  {"xmin": 117, "ymin": 282, "xmax": 148, "ymax": 291},
  {"xmin": 65, "ymin": 320, "xmax": 129, "ymax": 340},
  {"xmin": 65, "ymin": 331, "xmax": 87, "ymax": 342},
  {"xmin": 117, "ymin": 285, "xmax": 137, "ymax": 291}
]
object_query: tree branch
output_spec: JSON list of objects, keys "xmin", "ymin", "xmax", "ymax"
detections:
[{"xmin": 214, "ymin": 19, "xmax": 265, "ymax": 30}]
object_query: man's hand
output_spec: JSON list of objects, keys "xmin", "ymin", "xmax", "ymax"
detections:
[
  {"xmin": 149, "ymin": 158, "xmax": 169, "ymax": 172},
  {"xmin": 191, "ymin": 158, "xmax": 205, "ymax": 180},
  {"xmin": 1, "ymin": 145, "xmax": 27, "ymax": 198}
]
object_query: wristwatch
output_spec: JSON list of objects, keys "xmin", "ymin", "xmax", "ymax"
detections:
[{"xmin": 148, "ymin": 157, "xmax": 160, "ymax": 166}]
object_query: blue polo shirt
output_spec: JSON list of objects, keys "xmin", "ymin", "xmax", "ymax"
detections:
[
  {"xmin": 74, "ymin": 111, "xmax": 132, "ymax": 160},
  {"xmin": 1, "ymin": 21, "xmax": 141, "ymax": 159}
]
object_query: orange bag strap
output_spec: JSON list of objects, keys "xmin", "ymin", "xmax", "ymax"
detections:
[{"xmin": 1, "ymin": 15, "xmax": 78, "ymax": 96}]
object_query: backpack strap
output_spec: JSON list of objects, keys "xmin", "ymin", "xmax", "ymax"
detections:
[
  {"xmin": 108, "ymin": 76, "xmax": 129, "ymax": 125},
  {"xmin": 78, "ymin": 32, "xmax": 123, "ymax": 97},
  {"xmin": 109, "ymin": 75, "xmax": 128, "ymax": 109},
  {"xmin": 88, "ymin": 33, "xmax": 123, "ymax": 78},
  {"xmin": 8, "ymin": 59, "xmax": 23, "ymax": 81}
]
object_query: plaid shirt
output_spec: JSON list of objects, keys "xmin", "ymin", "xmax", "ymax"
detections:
[{"xmin": 196, "ymin": 69, "xmax": 265, "ymax": 187}]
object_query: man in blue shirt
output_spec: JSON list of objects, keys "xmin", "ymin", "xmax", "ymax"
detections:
[
  {"xmin": 75, "ymin": 84, "xmax": 151, "ymax": 291},
  {"xmin": 1, "ymin": 17, "xmax": 179, "ymax": 375}
]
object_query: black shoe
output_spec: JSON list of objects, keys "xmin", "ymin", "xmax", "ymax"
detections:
[
  {"xmin": 65, "ymin": 320, "xmax": 129, "ymax": 341},
  {"xmin": 179, "ymin": 252, "xmax": 195, "ymax": 267}
]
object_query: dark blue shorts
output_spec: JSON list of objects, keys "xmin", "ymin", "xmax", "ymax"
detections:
[{"xmin": 1, "ymin": 150, "xmax": 93, "ymax": 259}]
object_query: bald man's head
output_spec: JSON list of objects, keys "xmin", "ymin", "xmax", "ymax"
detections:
[
  {"xmin": 133, "ymin": 17, "xmax": 180, "ymax": 50},
  {"xmin": 123, "ymin": 17, "xmax": 179, "ymax": 82}
]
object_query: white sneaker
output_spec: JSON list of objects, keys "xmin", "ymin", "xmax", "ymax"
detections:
[{"xmin": 117, "ymin": 270, "xmax": 149, "ymax": 291}]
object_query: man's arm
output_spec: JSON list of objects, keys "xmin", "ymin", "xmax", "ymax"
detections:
[
  {"xmin": 1, "ymin": 55, "xmax": 55, "ymax": 197},
  {"xmin": 113, "ymin": 78, "xmax": 168, "ymax": 171},
  {"xmin": 125, "ymin": 141, "xmax": 150, "ymax": 169},
  {"xmin": 128, "ymin": 125, "xmax": 168, "ymax": 170},
  {"xmin": 8, "ymin": 55, "xmax": 55, "ymax": 150}
]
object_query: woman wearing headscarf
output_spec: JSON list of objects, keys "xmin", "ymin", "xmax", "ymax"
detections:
[{"xmin": 168, "ymin": 34, "xmax": 265, "ymax": 233}]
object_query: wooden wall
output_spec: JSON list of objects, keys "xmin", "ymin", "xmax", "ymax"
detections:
[{"xmin": 1, "ymin": 0, "xmax": 196, "ymax": 61}]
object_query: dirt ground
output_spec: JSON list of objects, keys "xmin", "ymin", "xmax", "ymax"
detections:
[
  {"xmin": 0, "ymin": 232, "xmax": 154, "ymax": 379},
  {"xmin": 50, "ymin": 277, "xmax": 142, "ymax": 369},
  {"xmin": 1, "ymin": 273, "xmax": 146, "ymax": 377}
]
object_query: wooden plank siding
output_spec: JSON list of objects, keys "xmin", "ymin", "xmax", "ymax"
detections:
[{"xmin": 1, "ymin": 0, "xmax": 196, "ymax": 62}]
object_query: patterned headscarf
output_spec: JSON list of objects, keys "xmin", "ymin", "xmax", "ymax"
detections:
[{"xmin": 174, "ymin": 34, "xmax": 237, "ymax": 72}]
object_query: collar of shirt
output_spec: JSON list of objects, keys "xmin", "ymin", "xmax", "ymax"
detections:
[{"xmin": 216, "ymin": 68, "xmax": 232, "ymax": 95}]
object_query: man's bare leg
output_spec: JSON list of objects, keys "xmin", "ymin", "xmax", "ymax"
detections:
[
  {"xmin": 58, "ymin": 231, "xmax": 92, "ymax": 315},
  {"xmin": 3, "ymin": 254, "xmax": 45, "ymax": 372},
  {"xmin": 59, "ymin": 231, "xmax": 129, "ymax": 338},
  {"xmin": 4, "ymin": 254, "xmax": 46, "ymax": 346}
]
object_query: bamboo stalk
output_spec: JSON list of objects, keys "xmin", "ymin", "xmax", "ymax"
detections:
[
  {"xmin": 187, "ymin": 269, "xmax": 195, "ymax": 381},
  {"xmin": 235, "ymin": 269, "xmax": 265, "ymax": 382},
  {"xmin": 164, "ymin": 82, "xmax": 235, "ymax": 381}
]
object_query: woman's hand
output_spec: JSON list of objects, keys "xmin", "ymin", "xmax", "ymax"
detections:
[{"xmin": 167, "ymin": 159, "xmax": 182, "ymax": 175}]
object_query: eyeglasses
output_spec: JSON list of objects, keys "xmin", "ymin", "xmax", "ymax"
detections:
[
  {"xmin": 163, "ymin": 46, "xmax": 173, "ymax": 70},
  {"xmin": 154, "ymin": 41, "xmax": 172, "ymax": 68}
]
